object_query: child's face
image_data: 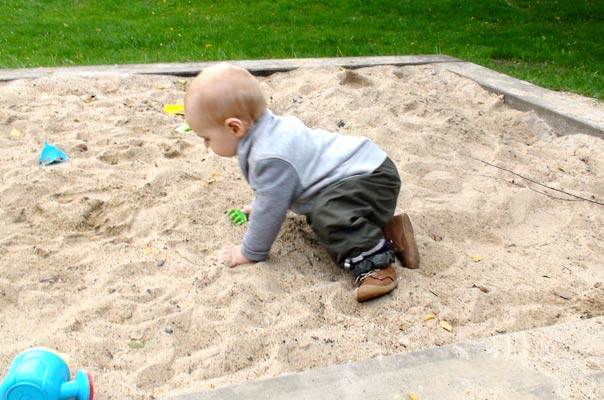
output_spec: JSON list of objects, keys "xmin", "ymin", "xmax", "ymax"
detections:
[{"xmin": 189, "ymin": 114, "xmax": 242, "ymax": 157}]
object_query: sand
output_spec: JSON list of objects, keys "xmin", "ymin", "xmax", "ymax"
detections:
[{"xmin": 1, "ymin": 65, "xmax": 603, "ymax": 399}]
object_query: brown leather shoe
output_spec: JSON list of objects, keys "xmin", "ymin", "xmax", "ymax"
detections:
[
  {"xmin": 354, "ymin": 264, "xmax": 398, "ymax": 302},
  {"xmin": 384, "ymin": 213, "xmax": 419, "ymax": 269}
]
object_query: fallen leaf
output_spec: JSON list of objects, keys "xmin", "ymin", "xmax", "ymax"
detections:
[
  {"xmin": 472, "ymin": 283, "xmax": 490, "ymax": 293},
  {"xmin": 163, "ymin": 103, "xmax": 185, "ymax": 115},
  {"xmin": 408, "ymin": 392, "xmax": 418, "ymax": 400},
  {"xmin": 128, "ymin": 340, "xmax": 145, "ymax": 349},
  {"xmin": 202, "ymin": 178, "xmax": 218, "ymax": 185},
  {"xmin": 470, "ymin": 255, "xmax": 483, "ymax": 262},
  {"xmin": 40, "ymin": 275, "xmax": 59, "ymax": 283},
  {"xmin": 553, "ymin": 288, "xmax": 573, "ymax": 300},
  {"xmin": 441, "ymin": 321, "xmax": 453, "ymax": 332},
  {"xmin": 210, "ymin": 383, "xmax": 216, "ymax": 389},
  {"xmin": 10, "ymin": 129, "xmax": 23, "ymax": 137},
  {"xmin": 424, "ymin": 314, "xmax": 435, "ymax": 321},
  {"xmin": 143, "ymin": 246, "xmax": 153, "ymax": 254}
]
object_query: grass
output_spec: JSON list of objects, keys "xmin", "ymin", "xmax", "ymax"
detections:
[{"xmin": 0, "ymin": 0, "xmax": 602, "ymax": 99}]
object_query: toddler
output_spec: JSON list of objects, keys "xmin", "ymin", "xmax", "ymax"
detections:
[{"xmin": 184, "ymin": 63, "xmax": 419, "ymax": 302}]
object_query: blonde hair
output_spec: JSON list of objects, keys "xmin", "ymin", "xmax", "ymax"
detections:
[{"xmin": 185, "ymin": 63, "xmax": 267, "ymax": 127}]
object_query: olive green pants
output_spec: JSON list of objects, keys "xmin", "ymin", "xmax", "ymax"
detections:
[{"xmin": 308, "ymin": 157, "xmax": 401, "ymax": 277}]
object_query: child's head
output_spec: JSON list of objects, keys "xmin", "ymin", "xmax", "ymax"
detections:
[{"xmin": 185, "ymin": 63, "xmax": 267, "ymax": 157}]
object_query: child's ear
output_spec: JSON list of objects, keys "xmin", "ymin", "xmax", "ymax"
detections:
[{"xmin": 225, "ymin": 118, "xmax": 247, "ymax": 137}]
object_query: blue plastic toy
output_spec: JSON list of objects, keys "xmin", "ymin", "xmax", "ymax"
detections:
[
  {"xmin": 0, "ymin": 347, "xmax": 94, "ymax": 400},
  {"xmin": 39, "ymin": 142, "xmax": 69, "ymax": 166}
]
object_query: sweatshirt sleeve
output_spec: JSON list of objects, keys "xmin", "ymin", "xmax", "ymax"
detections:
[{"xmin": 241, "ymin": 158, "xmax": 301, "ymax": 261}]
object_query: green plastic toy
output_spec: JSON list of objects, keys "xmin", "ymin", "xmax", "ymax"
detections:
[
  {"xmin": 227, "ymin": 209, "xmax": 247, "ymax": 225},
  {"xmin": 175, "ymin": 122, "xmax": 191, "ymax": 133}
]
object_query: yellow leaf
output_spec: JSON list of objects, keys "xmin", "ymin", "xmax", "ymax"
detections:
[
  {"xmin": 143, "ymin": 246, "xmax": 153, "ymax": 254},
  {"xmin": 201, "ymin": 177, "xmax": 218, "ymax": 185},
  {"xmin": 10, "ymin": 129, "xmax": 23, "ymax": 137},
  {"xmin": 470, "ymin": 255, "xmax": 483, "ymax": 262},
  {"xmin": 441, "ymin": 321, "xmax": 453, "ymax": 332},
  {"xmin": 424, "ymin": 314, "xmax": 435, "ymax": 321},
  {"xmin": 408, "ymin": 392, "xmax": 418, "ymax": 400},
  {"xmin": 205, "ymin": 43, "xmax": 212, "ymax": 48},
  {"xmin": 210, "ymin": 383, "xmax": 216, "ymax": 389},
  {"xmin": 163, "ymin": 103, "xmax": 185, "ymax": 115}
]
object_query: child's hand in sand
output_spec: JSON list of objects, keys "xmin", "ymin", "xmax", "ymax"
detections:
[{"xmin": 220, "ymin": 244, "xmax": 253, "ymax": 267}]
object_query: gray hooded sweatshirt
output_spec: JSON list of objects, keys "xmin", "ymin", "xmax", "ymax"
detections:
[{"xmin": 237, "ymin": 109, "xmax": 386, "ymax": 261}]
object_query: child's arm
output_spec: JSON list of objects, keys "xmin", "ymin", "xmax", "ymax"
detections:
[
  {"xmin": 227, "ymin": 159, "xmax": 301, "ymax": 266},
  {"xmin": 220, "ymin": 204, "xmax": 253, "ymax": 267}
]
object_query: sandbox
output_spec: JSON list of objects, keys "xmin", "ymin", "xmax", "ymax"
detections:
[{"xmin": 1, "ymin": 59, "xmax": 603, "ymax": 399}]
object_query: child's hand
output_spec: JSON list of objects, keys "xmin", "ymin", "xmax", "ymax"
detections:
[
  {"xmin": 241, "ymin": 204, "xmax": 253, "ymax": 215},
  {"xmin": 220, "ymin": 244, "xmax": 253, "ymax": 267}
]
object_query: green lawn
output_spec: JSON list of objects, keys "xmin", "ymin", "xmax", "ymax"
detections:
[{"xmin": 1, "ymin": 0, "xmax": 602, "ymax": 99}]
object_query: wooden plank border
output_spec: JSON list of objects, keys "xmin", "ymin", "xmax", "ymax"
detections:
[
  {"xmin": 0, "ymin": 55, "xmax": 460, "ymax": 81},
  {"xmin": 439, "ymin": 62, "xmax": 604, "ymax": 138}
]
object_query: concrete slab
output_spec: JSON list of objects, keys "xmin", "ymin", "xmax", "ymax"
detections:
[{"xmin": 164, "ymin": 317, "xmax": 604, "ymax": 400}]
